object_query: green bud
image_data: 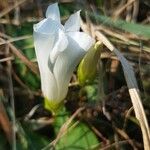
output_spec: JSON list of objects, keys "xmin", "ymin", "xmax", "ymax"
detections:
[{"xmin": 77, "ymin": 41, "xmax": 102, "ymax": 85}]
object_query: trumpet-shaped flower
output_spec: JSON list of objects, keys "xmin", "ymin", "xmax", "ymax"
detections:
[{"xmin": 33, "ymin": 3, "xmax": 95, "ymax": 111}]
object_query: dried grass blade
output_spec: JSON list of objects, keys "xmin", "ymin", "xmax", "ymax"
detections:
[{"xmin": 96, "ymin": 31, "xmax": 150, "ymax": 150}]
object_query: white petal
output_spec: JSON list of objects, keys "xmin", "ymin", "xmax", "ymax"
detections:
[
  {"xmin": 34, "ymin": 18, "xmax": 63, "ymax": 35},
  {"xmin": 64, "ymin": 11, "xmax": 81, "ymax": 32},
  {"xmin": 53, "ymin": 32, "xmax": 94, "ymax": 101},
  {"xmin": 50, "ymin": 28, "xmax": 68, "ymax": 64},
  {"xmin": 33, "ymin": 18, "xmax": 64, "ymax": 70},
  {"xmin": 46, "ymin": 3, "xmax": 60, "ymax": 23},
  {"xmin": 67, "ymin": 31, "xmax": 95, "ymax": 51},
  {"xmin": 33, "ymin": 19, "xmax": 60, "ymax": 101},
  {"xmin": 34, "ymin": 35, "xmax": 58, "ymax": 100},
  {"xmin": 34, "ymin": 41, "xmax": 58, "ymax": 100},
  {"xmin": 41, "ymin": 67, "xmax": 58, "ymax": 101}
]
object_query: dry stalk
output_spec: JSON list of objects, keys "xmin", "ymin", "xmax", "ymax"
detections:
[
  {"xmin": 0, "ymin": 97, "xmax": 12, "ymax": 144},
  {"xmin": 113, "ymin": 0, "xmax": 135, "ymax": 19},
  {"xmin": 132, "ymin": 0, "xmax": 139, "ymax": 22},
  {"xmin": 115, "ymin": 127, "xmax": 138, "ymax": 149},
  {"xmin": 100, "ymin": 140, "xmax": 136, "ymax": 150},
  {"xmin": 95, "ymin": 31, "xmax": 150, "ymax": 150},
  {"xmin": 0, "ymin": 56, "xmax": 14, "ymax": 62},
  {"xmin": 0, "ymin": 35, "xmax": 32, "ymax": 46},
  {"xmin": 0, "ymin": 37, "xmax": 39, "ymax": 75}
]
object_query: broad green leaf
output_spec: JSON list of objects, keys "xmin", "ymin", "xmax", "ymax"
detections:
[
  {"xmin": 53, "ymin": 106, "xmax": 70, "ymax": 134},
  {"xmin": 53, "ymin": 108, "xmax": 99, "ymax": 150},
  {"xmin": 55, "ymin": 122, "xmax": 99, "ymax": 150}
]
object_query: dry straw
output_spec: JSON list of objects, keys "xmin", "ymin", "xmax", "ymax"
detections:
[{"xmin": 96, "ymin": 31, "xmax": 150, "ymax": 150}]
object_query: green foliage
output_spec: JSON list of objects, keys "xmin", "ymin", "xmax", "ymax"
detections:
[
  {"xmin": 53, "ymin": 108, "xmax": 99, "ymax": 150},
  {"xmin": 92, "ymin": 14, "xmax": 150, "ymax": 39},
  {"xmin": 5, "ymin": 23, "xmax": 40, "ymax": 90},
  {"xmin": 16, "ymin": 127, "xmax": 50, "ymax": 150},
  {"xmin": 80, "ymin": 85, "xmax": 98, "ymax": 102},
  {"xmin": 95, "ymin": 0, "xmax": 104, "ymax": 7},
  {"xmin": 56, "ymin": 122, "xmax": 99, "ymax": 150},
  {"xmin": 15, "ymin": 59, "xmax": 40, "ymax": 90}
]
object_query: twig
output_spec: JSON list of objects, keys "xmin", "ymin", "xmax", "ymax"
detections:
[
  {"xmin": 89, "ymin": 124, "xmax": 109, "ymax": 145},
  {"xmin": 12, "ymin": 69, "xmax": 29, "ymax": 89},
  {"xmin": 115, "ymin": 127, "xmax": 138, "ymax": 149},
  {"xmin": 113, "ymin": 0, "xmax": 135, "ymax": 19},
  {"xmin": 0, "ymin": 56, "xmax": 14, "ymax": 62},
  {"xmin": 0, "ymin": 35, "xmax": 32, "ymax": 46},
  {"xmin": 5, "ymin": 44, "xmax": 16, "ymax": 150},
  {"xmin": 0, "ymin": 96, "xmax": 12, "ymax": 144},
  {"xmin": 0, "ymin": 37, "xmax": 39, "ymax": 75},
  {"xmin": 132, "ymin": 0, "xmax": 139, "ymax": 22},
  {"xmin": 126, "ymin": 0, "xmax": 133, "ymax": 21},
  {"xmin": 100, "ymin": 140, "xmax": 136, "ymax": 150},
  {"xmin": 0, "ymin": 0, "xmax": 28, "ymax": 18},
  {"xmin": 9, "ymin": 43, "xmax": 39, "ymax": 75}
]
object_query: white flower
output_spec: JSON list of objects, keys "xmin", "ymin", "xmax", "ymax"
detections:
[{"xmin": 33, "ymin": 3, "xmax": 95, "ymax": 110}]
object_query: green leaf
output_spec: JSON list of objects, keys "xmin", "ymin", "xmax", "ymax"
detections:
[
  {"xmin": 53, "ymin": 108, "xmax": 99, "ymax": 150},
  {"xmin": 55, "ymin": 122, "xmax": 99, "ymax": 150},
  {"xmin": 91, "ymin": 14, "xmax": 150, "ymax": 39}
]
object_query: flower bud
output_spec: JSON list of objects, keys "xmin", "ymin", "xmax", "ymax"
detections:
[{"xmin": 77, "ymin": 41, "xmax": 102, "ymax": 85}]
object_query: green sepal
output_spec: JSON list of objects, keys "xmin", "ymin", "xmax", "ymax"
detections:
[
  {"xmin": 77, "ymin": 41, "xmax": 102, "ymax": 85},
  {"xmin": 44, "ymin": 98, "xmax": 63, "ymax": 115}
]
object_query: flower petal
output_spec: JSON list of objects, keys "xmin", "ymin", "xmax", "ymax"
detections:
[
  {"xmin": 34, "ymin": 18, "xmax": 63, "ymax": 35},
  {"xmin": 34, "ymin": 17, "xmax": 64, "ymax": 68},
  {"xmin": 41, "ymin": 66, "xmax": 58, "ymax": 101},
  {"xmin": 46, "ymin": 3, "xmax": 60, "ymax": 23},
  {"xmin": 34, "ymin": 35, "xmax": 58, "ymax": 100},
  {"xmin": 67, "ymin": 31, "xmax": 95, "ymax": 51},
  {"xmin": 53, "ymin": 32, "xmax": 95, "ymax": 102},
  {"xmin": 64, "ymin": 11, "xmax": 81, "ymax": 32},
  {"xmin": 33, "ymin": 19, "xmax": 60, "ymax": 101},
  {"xmin": 50, "ymin": 28, "xmax": 68, "ymax": 64},
  {"xmin": 34, "ymin": 39, "xmax": 58, "ymax": 100}
]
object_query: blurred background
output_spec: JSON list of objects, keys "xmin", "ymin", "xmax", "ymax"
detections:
[{"xmin": 0, "ymin": 0, "xmax": 150, "ymax": 149}]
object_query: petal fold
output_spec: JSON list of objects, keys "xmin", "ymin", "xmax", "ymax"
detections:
[
  {"xmin": 53, "ymin": 33, "xmax": 95, "ymax": 101},
  {"xmin": 34, "ymin": 18, "xmax": 62, "ymax": 35},
  {"xmin": 46, "ymin": 3, "xmax": 60, "ymax": 23},
  {"xmin": 67, "ymin": 32, "xmax": 95, "ymax": 51},
  {"xmin": 50, "ymin": 28, "xmax": 68, "ymax": 64},
  {"xmin": 64, "ymin": 11, "xmax": 81, "ymax": 32}
]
